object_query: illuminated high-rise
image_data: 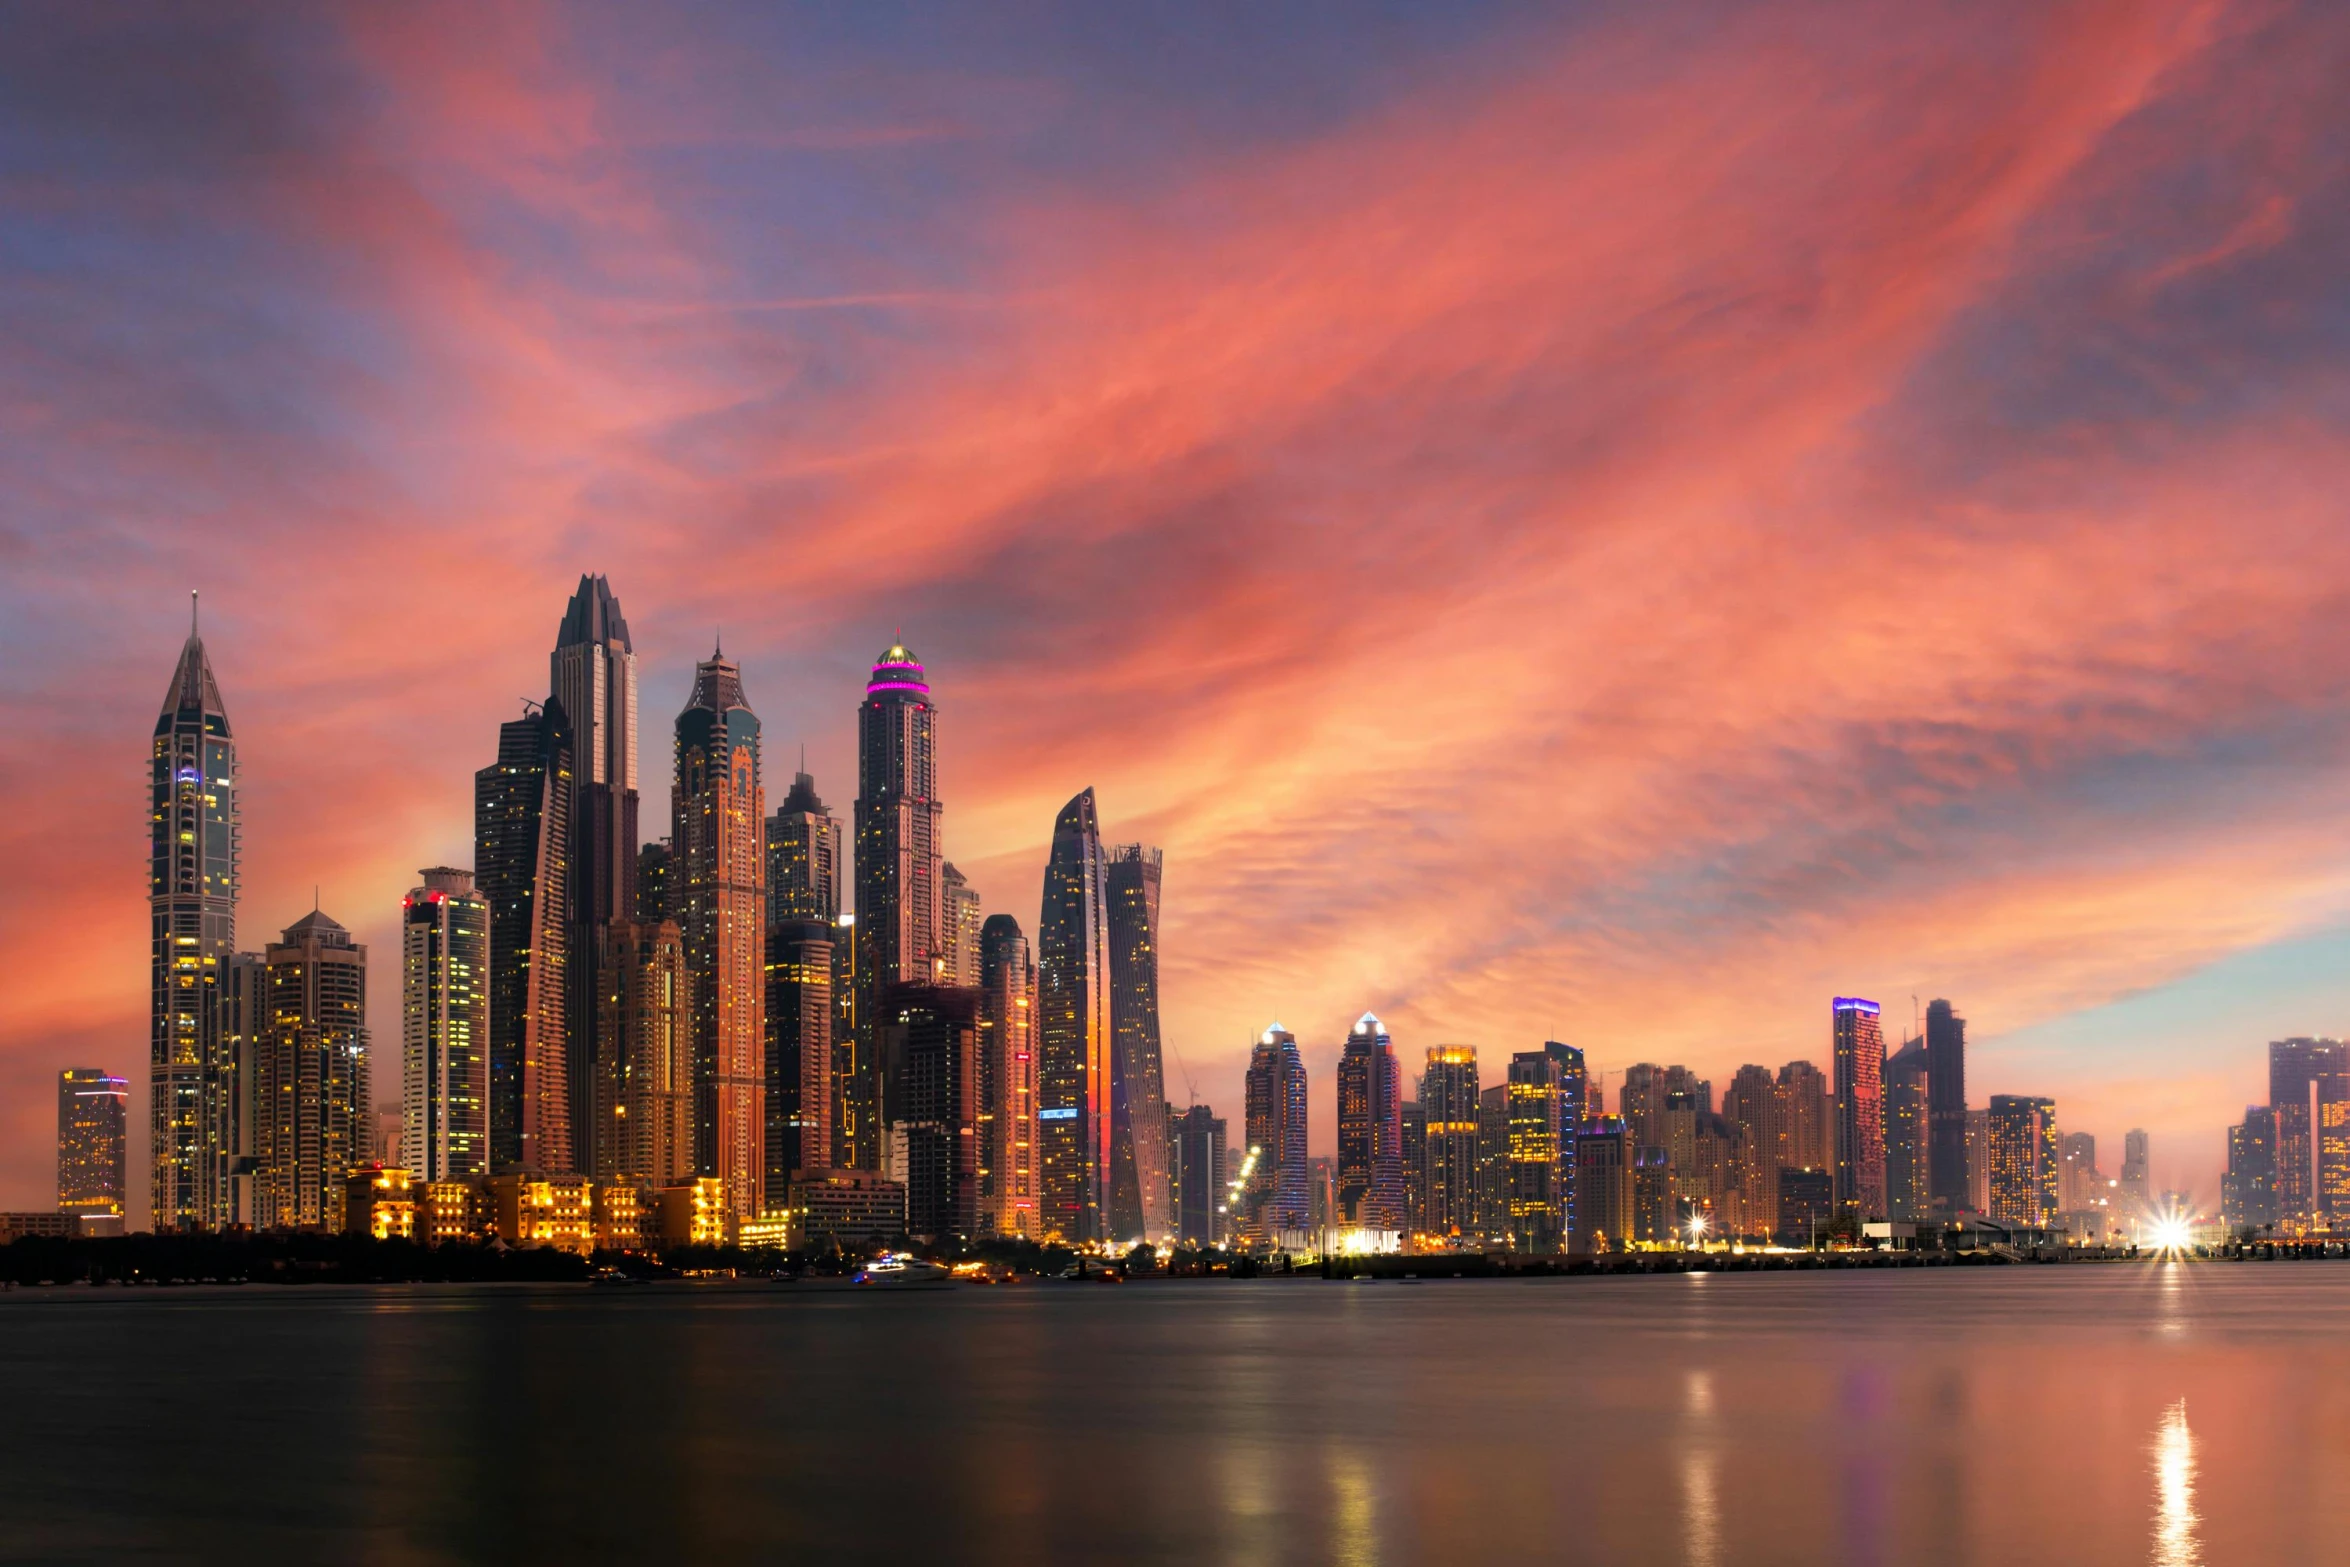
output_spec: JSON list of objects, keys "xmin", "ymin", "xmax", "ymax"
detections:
[
  {"xmin": 767, "ymin": 767, "xmax": 842, "ymax": 1184},
  {"xmin": 978, "ymin": 915, "xmax": 1038, "ymax": 1237},
  {"xmin": 400, "ymin": 868, "xmax": 489, "ymax": 1182},
  {"xmin": 58, "ymin": 1070, "xmax": 128, "ymax": 1223},
  {"xmin": 1337, "ymin": 1013, "xmax": 1406, "ymax": 1231},
  {"xmin": 551, "ymin": 576, "xmax": 640, "ymax": 1177},
  {"xmin": 1924, "ymin": 998, "xmax": 1969, "ymax": 1213},
  {"xmin": 1986, "ymin": 1095, "xmax": 2058, "ymax": 1226},
  {"xmin": 1421, "ymin": 1046, "xmax": 1480, "ymax": 1239},
  {"xmin": 254, "ymin": 910, "xmax": 369, "ymax": 1230},
  {"xmin": 1505, "ymin": 1050, "xmax": 1568, "ymax": 1252},
  {"xmin": 1883, "ymin": 1034, "xmax": 1929, "ymax": 1225},
  {"xmin": 1831, "ymin": 998, "xmax": 1887, "ymax": 1221},
  {"xmin": 1575, "ymin": 1116, "xmax": 1635, "ymax": 1251},
  {"xmin": 475, "ymin": 699, "xmax": 574, "ymax": 1173},
  {"xmin": 768, "ymin": 770, "xmax": 842, "ymax": 924},
  {"xmin": 1775, "ymin": 1059, "xmax": 1831, "ymax": 1175},
  {"xmin": 1107, "ymin": 845, "xmax": 1172, "ymax": 1243},
  {"xmin": 1240, "ymin": 1024, "xmax": 1310, "ymax": 1245},
  {"xmin": 149, "ymin": 597, "xmax": 240, "ymax": 1231},
  {"xmin": 2268, "ymin": 1038, "xmax": 2344, "ymax": 1229},
  {"xmin": 1170, "ymin": 1103, "xmax": 1226, "ymax": 1246},
  {"xmin": 1037, "ymin": 788, "xmax": 1112, "ymax": 1242},
  {"xmin": 1724, "ymin": 1065, "xmax": 1778, "ymax": 1232},
  {"xmin": 853, "ymin": 643, "xmax": 944, "ymax": 1167},
  {"xmin": 878, "ymin": 985, "xmax": 983, "ymax": 1242},
  {"xmin": 940, "ymin": 862, "xmax": 981, "ymax": 984},
  {"xmin": 598, "ymin": 920, "xmax": 691, "ymax": 1187},
  {"xmin": 2222, "ymin": 1107, "xmax": 2276, "ymax": 1232},
  {"xmin": 674, "ymin": 647, "xmax": 767, "ymax": 1222}
]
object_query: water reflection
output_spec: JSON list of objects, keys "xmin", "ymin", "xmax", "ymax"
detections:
[
  {"xmin": 1681, "ymin": 1371, "xmax": 1720, "ymax": 1567},
  {"xmin": 2151, "ymin": 1400, "xmax": 2200, "ymax": 1567},
  {"xmin": 1327, "ymin": 1448, "xmax": 1378, "ymax": 1567}
]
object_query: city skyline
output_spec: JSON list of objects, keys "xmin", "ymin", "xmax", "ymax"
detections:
[{"xmin": 13, "ymin": 7, "xmax": 2350, "ymax": 1212}]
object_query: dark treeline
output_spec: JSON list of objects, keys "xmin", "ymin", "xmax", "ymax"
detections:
[{"xmin": 0, "ymin": 1233, "xmax": 593, "ymax": 1287}]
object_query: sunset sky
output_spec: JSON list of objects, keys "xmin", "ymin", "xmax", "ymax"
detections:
[{"xmin": 5, "ymin": 2, "xmax": 2348, "ymax": 1212}]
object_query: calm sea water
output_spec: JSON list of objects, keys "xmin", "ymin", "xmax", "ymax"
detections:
[{"xmin": 3, "ymin": 1261, "xmax": 2345, "ymax": 1564}]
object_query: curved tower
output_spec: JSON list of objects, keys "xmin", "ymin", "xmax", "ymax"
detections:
[
  {"xmin": 1037, "ymin": 788, "xmax": 1111, "ymax": 1242},
  {"xmin": 675, "ymin": 646, "xmax": 766, "ymax": 1220},
  {"xmin": 851, "ymin": 643, "xmax": 942, "ymax": 1169},
  {"xmin": 1107, "ymin": 844, "xmax": 1171, "ymax": 1243},
  {"xmin": 150, "ymin": 596, "xmax": 239, "ymax": 1232}
]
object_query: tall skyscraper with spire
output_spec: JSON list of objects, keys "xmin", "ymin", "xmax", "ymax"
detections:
[
  {"xmin": 551, "ymin": 575, "xmax": 639, "ymax": 1176},
  {"xmin": 1832, "ymin": 997, "xmax": 1888, "ymax": 1221},
  {"xmin": 674, "ymin": 646, "xmax": 767, "ymax": 1221},
  {"xmin": 1107, "ymin": 843, "xmax": 1172, "ymax": 1243},
  {"xmin": 150, "ymin": 595, "xmax": 240, "ymax": 1231},
  {"xmin": 1338, "ymin": 1013, "xmax": 1406, "ymax": 1231},
  {"xmin": 475, "ymin": 699, "xmax": 574, "ymax": 1172},
  {"xmin": 1037, "ymin": 788, "xmax": 1112, "ymax": 1242},
  {"xmin": 853, "ymin": 643, "xmax": 942, "ymax": 1170}
]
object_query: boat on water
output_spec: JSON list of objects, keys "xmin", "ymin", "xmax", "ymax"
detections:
[{"xmin": 853, "ymin": 1253, "xmax": 954, "ymax": 1290}]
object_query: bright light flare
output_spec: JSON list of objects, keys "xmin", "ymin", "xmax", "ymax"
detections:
[{"xmin": 2148, "ymin": 1215, "xmax": 2194, "ymax": 1254}]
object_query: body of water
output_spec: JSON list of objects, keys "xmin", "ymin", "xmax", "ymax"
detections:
[{"xmin": 3, "ymin": 1261, "xmax": 2344, "ymax": 1564}]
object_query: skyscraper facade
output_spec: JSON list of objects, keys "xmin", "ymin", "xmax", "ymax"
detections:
[
  {"xmin": 255, "ymin": 910, "xmax": 369, "ymax": 1230},
  {"xmin": 552, "ymin": 576, "xmax": 640, "ymax": 1178},
  {"xmin": 674, "ymin": 649, "xmax": 767, "ymax": 1222},
  {"xmin": 1037, "ymin": 789, "xmax": 1112, "ymax": 1242},
  {"xmin": 1421, "ymin": 1046, "xmax": 1481, "ymax": 1240},
  {"xmin": 768, "ymin": 771, "xmax": 843, "ymax": 924},
  {"xmin": 57, "ymin": 1070, "xmax": 128, "ymax": 1223},
  {"xmin": 1831, "ymin": 998, "xmax": 1887, "ymax": 1221},
  {"xmin": 1924, "ymin": 998, "xmax": 1969, "ymax": 1213},
  {"xmin": 2268, "ymin": 1038, "xmax": 2343, "ymax": 1230},
  {"xmin": 2223, "ymin": 1107, "xmax": 2277, "ymax": 1233},
  {"xmin": 2058, "ymin": 1132, "xmax": 2100, "ymax": 1211},
  {"xmin": 1987, "ymin": 1095, "xmax": 2059, "ymax": 1226},
  {"xmin": 1505, "ymin": 1050, "xmax": 1567, "ymax": 1252},
  {"xmin": 854, "ymin": 643, "xmax": 944, "ymax": 1167},
  {"xmin": 1775, "ymin": 1059, "xmax": 1831, "ymax": 1175},
  {"xmin": 400, "ymin": 869, "xmax": 489, "ymax": 1183},
  {"xmin": 150, "ymin": 601, "xmax": 239, "ymax": 1231},
  {"xmin": 1544, "ymin": 1041, "xmax": 1587, "ymax": 1250},
  {"xmin": 978, "ymin": 914, "xmax": 1039, "ymax": 1238},
  {"xmin": 475, "ymin": 699, "xmax": 574, "ymax": 1173},
  {"xmin": 1170, "ymin": 1103, "xmax": 1226, "ymax": 1246},
  {"xmin": 766, "ymin": 916, "xmax": 834, "ymax": 1189},
  {"xmin": 940, "ymin": 862, "xmax": 981, "ymax": 984},
  {"xmin": 1724, "ymin": 1064, "xmax": 1779, "ymax": 1234},
  {"xmin": 1240, "ymin": 1024, "xmax": 1310, "ymax": 1245},
  {"xmin": 1576, "ymin": 1116, "xmax": 1635, "ymax": 1251},
  {"xmin": 1106, "ymin": 844, "xmax": 1172, "ymax": 1243},
  {"xmin": 2120, "ymin": 1126, "xmax": 2154, "ymax": 1219},
  {"xmin": 1883, "ymin": 1034, "xmax": 1929, "ymax": 1224},
  {"xmin": 1336, "ymin": 1013, "xmax": 1406, "ymax": 1231},
  {"xmin": 598, "ymin": 920, "xmax": 692, "ymax": 1187},
  {"xmin": 878, "ymin": 985, "xmax": 983, "ymax": 1241}
]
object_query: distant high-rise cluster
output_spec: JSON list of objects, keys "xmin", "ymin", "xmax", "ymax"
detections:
[{"xmin": 94, "ymin": 580, "xmax": 2234, "ymax": 1255}]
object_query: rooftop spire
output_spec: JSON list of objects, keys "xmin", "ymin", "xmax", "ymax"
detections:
[{"xmin": 190, "ymin": 590, "xmax": 199, "ymax": 639}]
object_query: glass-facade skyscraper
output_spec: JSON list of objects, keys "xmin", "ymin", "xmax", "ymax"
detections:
[
  {"xmin": 1241, "ymin": 1024, "xmax": 1310, "ymax": 1245},
  {"xmin": 1337, "ymin": 1013, "xmax": 1406, "ymax": 1231},
  {"xmin": 400, "ymin": 868, "xmax": 489, "ymax": 1182},
  {"xmin": 978, "ymin": 914, "xmax": 1039, "ymax": 1238},
  {"xmin": 551, "ymin": 575, "xmax": 640, "ymax": 1178},
  {"xmin": 150, "ymin": 597, "xmax": 239, "ymax": 1232},
  {"xmin": 674, "ymin": 648, "xmax": 767, "ymax": 1221},
  {"xmin": 255, "ymin": 910, "xmax": 369, "ymax": 1230},
  {"xmin": 1421, "ymin": 1046, "xmax": 1480, "ymax": 1239},
  {"xmin": 1037, "ymin": 788, "xmax": 1112, "ymax": 1242},
  {"xmin": 1107, "ymin": 844, "xmax": 1172, "ymax": 1243},
  {"xmin": 1924, "ymin": 998, "xmax": 1968, "ymax": 1213},
  {"xmin": 58, "ymin": 1069, "xmax": 129, "ymax": 1223},
  {"xmin": 1883, "ymin": 1033, "xmax": 1929, "ymax": 1224},
  {"xmin": 1987, "ymin": 1094, "xmax": 2059, "ymax": 1226},
  {"xmin": 1831, "ymin": 997, "xmax": 1887, "ymax": 1221},
  {"xmin": 853, "ymin": 644, "xmax": 943, "ymax": 1171},
  {"xmin": 474, "ymin": 698, "xmax": 573, "ymax": 1173}
]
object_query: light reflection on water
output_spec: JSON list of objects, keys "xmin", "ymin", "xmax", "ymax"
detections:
[
  {"xmin": 1, "ymin": 1263, "xmax": 2346, "ymax": 1564},
  {"xmin": 2152, "ymin": 1399, "xmax": 2200, "ymax": 1567}
]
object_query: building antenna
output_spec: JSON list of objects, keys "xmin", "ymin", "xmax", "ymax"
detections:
[{"xmin": 190, "ymin": 590, "xmax": 199, "ymax": 638}]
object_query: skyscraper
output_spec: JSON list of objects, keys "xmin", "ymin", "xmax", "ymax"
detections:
[
  {"xmin": 854, "ymin": 642, "xmax": 944, "ymax": 1165},
  {"xmin": 766, "ymin": 915, "xmax": 834, "ymax": 1190},
  {"xmin": 57, "ymin": 1070, "xmax": 128, "ymax": 1224},
  {"xmin": 1037, "ymin": 788, "xmax": 1112, "ymax": 1242},
  {"xmin": 1987, "ymin": 1095, "xmax": 2058, "ymax": 1226},
  {"xmin": 1775, "ymin": 1059, "xmax": 1831, "ymax": 1175},
  {"xmin": 2058, "ymin": 1132, "xmax": 2100, "ymax": 1212},
  {"xmin": 1170, "ymin": 1103, "xmax": 1226, "ymax": 1246},
  {"xmin": 1724, "ymin": 1065, "xmax": 1778, "ymax": 1235},
  {"xmin": 1544, "ymin": 1041, "xmax": 1587, "ymax": 1250},
  {"xmin": 1576, "ymin": 1116, "xmax": 1635, "ymax": 1251},
  {"xmin": 401, "ymin": 869, "xmax": 489, "ymax": 1183},
  {"xmin": 1883, "ymin": 1034, "xmax": 1929, "ymax": 1225},
  {"xmin": 1337, "ymin": 1013, "xmax": 1406, "ymax": 1231},
  {"xmin": 254, "ymin": 910, "xmax": 369, "ymax": 1230},
  {"xmin": 1240, "ymin": 1024, "xmax": 1310, "ymax": 1245},
  {"xmin": 769, "ymin": 771, "xmax": 842, "ymax": 924},
  {"xmin": 2268, "ymin": 1038, "xmax": 2344, "ymax": 1230},
  {"xmin": 1831, "ymin": 998, "xmax": 1887, "ymax": 1221},
  {"xmin": 552, "ymin": 576, "xmax": 640, "ymax": 1178},
  {"xmin": 598, "ymin": 919, "xmax": 692, "ymax": 1187},
  {"xmin": 2120, "ymin": 1126, "xmax": 2154, "ymax": 1220},
  {"xmin": 878, "ymin": 985, "xmax": 983, "ymax": 1242},
  {"xmin": 2223, "ymin": 1107, "xmax": 2277, "ymax": 1233},
  {"xmin": 1106, "ymin": 844, "xmax": 1173, "ymax": 1243},
  {"xmin": 475, "ymin": 699, "xmax": 574, "ymax": 1173},
  {"xmin": 979, "ymin": 915, "xmax": 1039, "ymax": 1238},
  {"xmin": 1505, "ymin": 1049, "xmax": 1568, "ymax": 1252},
  {"xmin": 940, "ymin": 862, "xmax": 981, "ymax": 984},
  {"xmin": 1421, "ymin": 1046, "xmax": 1481, "ymax": 1240},
  {"xmin": 674, "ymin": 648, "xmax": 767, "ymax": 1222},
  {"xmin": 1924, "ymin": 998, "xmax": 1969, "ymax": 1213},
  {"xmin": 150, "ymin": 597, "xmax": 239, "ymax": 1231}
]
